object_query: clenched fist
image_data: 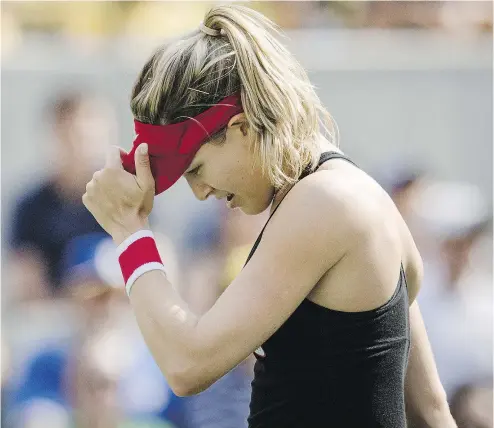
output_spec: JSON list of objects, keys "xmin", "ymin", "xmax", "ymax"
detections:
[{"xmin": 83, "ymin": 143, "xmax": 155, "ymax": 245}]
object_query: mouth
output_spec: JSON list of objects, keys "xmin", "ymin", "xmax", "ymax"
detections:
[{"xmin": 226, "ymin": 193, "xmax": 238, "ymax": 209}]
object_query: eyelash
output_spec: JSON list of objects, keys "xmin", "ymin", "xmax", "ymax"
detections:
[{"xmin": 188, "ymin": 165, "xmax": 201, "ymax": 176}]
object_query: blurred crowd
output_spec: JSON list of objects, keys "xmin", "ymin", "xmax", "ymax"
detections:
[{"xmin": 1, "ymin": 2, "xmax": 492, "ymax": 428}]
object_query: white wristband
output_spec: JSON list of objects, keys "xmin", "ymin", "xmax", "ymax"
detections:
[{"xmin": 125, "ymin": 262, "xmax": 167, "ymax": 297}]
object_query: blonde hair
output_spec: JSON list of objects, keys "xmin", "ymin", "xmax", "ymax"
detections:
[{"xmin": 131, "ymin": 4, "xmax": 338, "ymax": 188}]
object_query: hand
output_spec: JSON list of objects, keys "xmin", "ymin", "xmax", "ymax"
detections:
[{"xmin": 83, "ymin": 143, "xmax": 155, "ymax": 245}]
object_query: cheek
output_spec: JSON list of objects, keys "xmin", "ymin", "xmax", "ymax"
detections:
[
  {"xmin": 204, "ymin": 156, "xmax": 248, "ymax": 191},
  {"xmin": 224, "ymin": 162, "xmax": 256, "ymax": 193},
  {"xmin": 201, "ymin": 142, "xmax": 269, "ymax": 198},
  {"xmin": 235, "ymin": 169, "xmax": 274, "ymax": 213}
]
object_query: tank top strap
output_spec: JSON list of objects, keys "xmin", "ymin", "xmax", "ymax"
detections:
[
  {"xmin": 244, "ymin": 151, "xmax": 357, "ymax": 266},
  {"xmin": 301, "ymin": 151, "xmax": 358, "ymax": 177},
  {"xmin": 321, "ymin": 151, "xmax": 358, "ymax": 166}
]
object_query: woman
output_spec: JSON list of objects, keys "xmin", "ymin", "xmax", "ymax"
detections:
[{"xmin": 83, "ymin": 5, "xmax": 456, "ymax": 427}]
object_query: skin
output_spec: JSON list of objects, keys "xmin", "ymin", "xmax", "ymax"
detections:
[
  {"xmin": 83, "ymin": 115, "xmax": 456, "ymax": 427},
  {"xmin": 183, "ymin": 114, "xmax": 275, "ymax": 215}
]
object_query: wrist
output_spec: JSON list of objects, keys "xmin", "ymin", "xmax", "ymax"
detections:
[
  {"xmin": 111, "ymin": 218, "xmax": 150, "ymax": 246},
  {"xmin": 116, "ymin": 229, "xmax": 166, "ymax": 296}
]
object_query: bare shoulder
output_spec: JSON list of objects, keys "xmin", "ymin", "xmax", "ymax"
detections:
[
  {"xmin": 278, "ymin": 168, "xmax": 381, "ymax": 229},
  {"xmin": 306, "ymin": 164, "xmax": 423, "ymax": 303},
  {"xmin": 264, "ymin": 170, "xmax": 375, "ymax": 260}
]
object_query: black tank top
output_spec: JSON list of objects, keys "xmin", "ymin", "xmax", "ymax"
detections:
[{"xmin": 246, "ymin": 152, "xmax": 411, "ymax": 428}]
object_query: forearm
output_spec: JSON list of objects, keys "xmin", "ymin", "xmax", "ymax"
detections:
[
  {"xmin": 405, "ymin": 301, "xmax": 457, "ymax": 427},
  {"xmin": 128, "ymin": 269, "xmax": 203, "ymax": 394}
]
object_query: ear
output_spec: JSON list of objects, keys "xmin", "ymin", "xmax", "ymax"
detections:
[{"xmin": 227, "ymin": 113, "xmax": 248, "ymax": 136}]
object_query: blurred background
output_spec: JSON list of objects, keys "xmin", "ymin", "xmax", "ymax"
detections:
[{"xmin": 1, "ymin": 1, "xmax": 492, "ymax": 427}]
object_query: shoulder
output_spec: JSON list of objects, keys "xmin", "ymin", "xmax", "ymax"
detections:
[
  {"xmin": 268, "ymin": 170, "xmax": 373, "ymax": 247},
  {"xmin": 247, "ymin": 171, "xmax": 372, "ymax": 278}
]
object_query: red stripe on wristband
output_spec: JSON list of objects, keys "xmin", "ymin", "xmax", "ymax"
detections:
[{"xmin": 118, "ymin": 237, "xmax": 163, "ymax": 285}]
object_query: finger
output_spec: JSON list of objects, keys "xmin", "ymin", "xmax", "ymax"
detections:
[
  {"xmin": 134, "ymin": 143, "xmax": 155, "ymax": 191},
  {"xmin": 85, "ymin": 176, "xmax": 115, "ymax": 207},
  {"xmin": 105, "ymin": 145, "xmax": 124, "ymax": 170},
  {"xmin": 119, "ymin": 147, "xmax": 128, "ymax": 162},
  {"xmin": 82, "ymin": 192, "xmax": 112, "ymax": 235}
]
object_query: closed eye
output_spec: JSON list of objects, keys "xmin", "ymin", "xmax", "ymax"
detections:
[{"xmin": 186, "ymin": 165, "xmax": 201, "ymax": 176}]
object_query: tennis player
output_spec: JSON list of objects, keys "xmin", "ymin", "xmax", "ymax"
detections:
[{"xmin": 83, "ymin": 5, "xmax": 457, "ymax": 427}]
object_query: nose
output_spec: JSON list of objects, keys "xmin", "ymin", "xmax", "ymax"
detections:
[{"xmin": 186, "ymin": 176, "xmax": 215, "ymax": 201}]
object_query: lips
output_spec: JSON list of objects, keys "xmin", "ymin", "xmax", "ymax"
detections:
[{"xmin": 226, "ymin": 193, "xmax": 237, "ymax": 209}]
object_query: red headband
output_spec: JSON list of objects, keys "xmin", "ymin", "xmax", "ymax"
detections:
[{"xmin": 121, "ymin": 93, "xmax": 243, "ymax": 195}]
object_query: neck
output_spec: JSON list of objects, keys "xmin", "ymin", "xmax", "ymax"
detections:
[
  {"xmin": 318, "ymin": 133, "xmax": 341, "ymax": 154},
  {"xmin": 269, "ymin": 142, "xmax": 340, "ymax": 214},
  {"xmin": 269, "ymin": 182, "xmax": 294, "ymax": 215}
]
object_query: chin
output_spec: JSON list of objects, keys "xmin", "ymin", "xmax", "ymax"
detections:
[
  {"xmin": 240, "ymin": 206, "xmax": 261, "ymax": 215},
  {"xmin": 240, "ymin": 196, "xmax": 272, "ymax": 215}
]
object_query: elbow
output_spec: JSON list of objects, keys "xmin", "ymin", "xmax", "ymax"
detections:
[
  {"xmin": 167, "ymin": 365, "xmax": 215, "ymax": 397},
  {"xmin": 168, "ymin": 374, "xmax": 200, "ymax": 397},
  {"xmin": 168, "ymin": 379, "xmax": 195, "ymax": 397},
  {"xmin": 158, "ymin": 337, "xmax": 219, "ymax": 397},
  {"xmin": 170, "ymin": 381, "xmax": 203, "ymax": 397}
]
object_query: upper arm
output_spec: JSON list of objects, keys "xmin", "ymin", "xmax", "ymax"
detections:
[
  {"xmin": 405, "ymin": 301, "xmax": 450, "ymax": 418},
  {"xmin": 400, "ymin": 221, "xmax": 423, "ymax": 304},
  {"xmin": 188, "ymin": 179, "xmax": 360, "ymax": 391}
]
